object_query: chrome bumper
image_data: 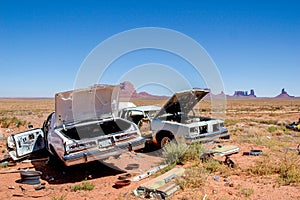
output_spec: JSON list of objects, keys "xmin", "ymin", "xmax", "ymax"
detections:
[
  {"xmin": 62, "ymin": 137, "xmax": 145, "ymax": 166},
  {"xmin": 185, "ymin": 128, "xmax": 229, "ymax": 144}
]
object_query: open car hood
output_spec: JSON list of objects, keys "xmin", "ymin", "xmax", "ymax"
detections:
[
  {"xmin": 55, "ymin": 85, "xmax": 120, "ymax": 127},
  {"xmin": 154, "ymin": 88, "xmax": 209, "ymax": 118}
]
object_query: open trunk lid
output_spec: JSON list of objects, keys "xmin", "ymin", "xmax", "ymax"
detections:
[
  {"xmin": 55, "ymin": 85, "xmax": 120, "ymax": 127},
  {"xmin": 154, "ymin": 88, "xmax": 209, "ymax": 118}
]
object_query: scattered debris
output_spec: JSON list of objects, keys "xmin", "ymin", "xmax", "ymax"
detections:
[
  {"xmin": 114, "ymin": 180, "xmax": 131, "ymax": 189},
  {"xmin": 8, "ymin": 186, "xmax": 15, "ymax": 189},
  {"xmin": 224, "ymin": 156, "xmax": 235, "ymax": 168},
  {"xmin": 243, "ymin": 149, "xmax": 263, "ymax": 156},
  {"xmin": 118, "ymin": 173, "xmax": 132, "ymax": 180},
  {"xmin": 249, "ymin": 149, "xmax": 263, "ymax": 156},
  {"xmin": 19, "ymin": 185, "xmax": 26, "ymax": 192},
  {"xmin": 200, "ymin": 153, "xmax": 213, "ymax": 162},
  {"xmin": 125, "ymin": 163, "xmax": 139, "ymax": 170},
  {"xmin": 6, "ymin": 129, "xmax": 13, "ymax": 133},
  {"xmin": 34, "ymin": 184, "xmax": 45, "ymax": 190},
  {"xmin": 131, "ymin": 164, "xmax": 168, "ymax": 182},
  {"xmin": 286, "ymin": 119, "xmax": 300, "ymax": 132},
  {"xmin": 12, "ymin": 193, "xmax": 24, "ymax": 197},
  {"xmin": 133, "ymin": 167, "xmax": 185, "ymax": 199},
  {"xmin": 213, "ymin": 176, "xmax": 220, "ymax": 181},
  {"xmin": 224, "ymin": 177, "xmax": 230, "ymax": 182},
  {"xmin": 0, "ymin": 169, "xmax": 24, "ymax": 174},
  {"xmin": 209, "ymin": 145, "xmax": 240, "ymax": 156},
  {"xmin": 7, "ymin": 161, "xmax": 17, "ymax": 167},
  {"xmin": 47, "ymin": 176, "xmax": 54, "ymax": 182},
  {"xmin": 21, "ymin": 157, "xmax": 49, "ymax": 163},
  {"xmin": 201, "ymin": 145, "xmax": 238, "ymax": 168}
]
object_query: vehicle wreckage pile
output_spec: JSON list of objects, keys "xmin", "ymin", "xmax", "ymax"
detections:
[
  {"xmin": 3, "ymin": 84, "xmax": 239, "ymax": 199},
  {"xmin": 6, "ymin": 84, "xmax": 229, "ymax": 165}
]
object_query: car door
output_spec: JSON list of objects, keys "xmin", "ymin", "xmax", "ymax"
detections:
[{"xmin": 7, "ymin": 128, "xmax": 45, "ymax": 161}]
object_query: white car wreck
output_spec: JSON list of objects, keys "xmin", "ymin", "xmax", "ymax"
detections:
[
  {"xmin": 121, "ymin": 89, "xmax": 229, "ymax": 147},
  {"xmin": 7, "ymin": 85, "xmax": 145, "ymax": 166}
]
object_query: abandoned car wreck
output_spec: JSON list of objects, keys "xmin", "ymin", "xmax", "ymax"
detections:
[
  {"xmin": 120, "ymin": 88, "xmax": 229, "ymax": 147},
  {"xmin": 7, "ymin": 85, "xmax": 145, "ymax": 166}
]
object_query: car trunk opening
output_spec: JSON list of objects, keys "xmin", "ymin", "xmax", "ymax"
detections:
[{"xmin": 61, "ymin": 118, "xmax": 132, "ymax": 140}]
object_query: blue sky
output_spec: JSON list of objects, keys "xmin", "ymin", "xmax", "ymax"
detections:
[{"xmin": 0, "ymin": 0, "xmax": 299, "ymax": 97}]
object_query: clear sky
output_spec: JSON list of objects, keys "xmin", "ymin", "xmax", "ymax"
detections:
[{"xmin": 1, "ymin": 0, "xmax": 299, "ymax": 97}]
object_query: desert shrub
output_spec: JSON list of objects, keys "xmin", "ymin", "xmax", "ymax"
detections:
[
  {"xmin": 202, "ymin": 158, "xmax": 233, "ymax": 176},
  {"xmin": 247, "ymin": 156, "xmax": 277, "ymax": 176},
  {"xmin": 162, "ymin": 141, "xmax": 205, "ymax": 165},
  {"xmin": 259, "ymin": 119, "xmax": 278, "ymax": 125},
  {"xmin": 277, "ymin": 152, "xmax": 300, "ymax": 185},
  {"xmin": 267, "ymin": 126, "xmax": 277, "ymax": 133},
  {"xmin": 52, "ymin": 194, "xmax": 67, "ymax": 200},
  {"xmin": 0, "ymin": 117, "xmax": 26, "ymax": 128},
  {"xmin": 0, "ymin": 117, "xmax": 9, "ymax": 128},
  {"xmin": 225, "ymin": 119, "xmax": 240, "ymax": 126},
  {"xmin": 247, "ymin": 152, "xmax": 300, "ymax": 185},
  {"xmin": 177, "ymin": 166, "xmax": 207, "ymax": 189},
  {"xmin": 71, "ymin": 181, "xmax": 95, "ymax": 192},
  {"xmin": 246, "ymin": 126, "xmax": 266, "ymax": 137},
  {"xmin": 162, "ymin": 141, "xmax": 189, "ymax": 165},
  {"xmin": 0, "ymin": 162, "xmax": 8, "ymax": 168},
  {"xmin": 181, "ymin": 142, "xmax": 204, "ymax": 163},
  {"xmin": 239, "ymin": 188, "xmax": 254, "ymax": 198},
  {"xmin": 202, "ymin": 159, "xmax": 222, "ymax": 173}
]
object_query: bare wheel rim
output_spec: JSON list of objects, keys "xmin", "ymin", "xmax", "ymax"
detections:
[{"xmin": 160, "ymin": 137, "xmax": 171, "ymax": 147}]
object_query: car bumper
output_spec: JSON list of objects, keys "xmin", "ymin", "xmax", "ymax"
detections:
[
  {"xmin": 62, "ymin": 138, "xmax": 145, "ymax": 166},
  {"xmin": 185, "ymin": 128, "xmax": 229, "ymax": 144}
]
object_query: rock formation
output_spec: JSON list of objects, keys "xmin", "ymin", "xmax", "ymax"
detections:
[
  {"xmin": 232, "ymin": 89, "xmax": 256, "ymax": 98},
  {"xmin": 274, "ymin": 88, "xmax": 294, "ymax": 98},
  {"xmin": 119, "ymin": 81, "xmax": 168, "ymax": 99}
]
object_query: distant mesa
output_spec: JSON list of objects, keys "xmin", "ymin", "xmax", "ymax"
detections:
[
  {"xmin": 119, "ymin": 82, "xmax": 297, "ymax": 99},
  {"xmin": 274, "ymin": 88, "xmax": 294, "ymax": 98},
  {"xmin": 119, "ymin": 81, "xmax": 168, "ymax": 100}
]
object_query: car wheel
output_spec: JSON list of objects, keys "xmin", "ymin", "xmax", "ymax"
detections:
[{"xmin": 160, "ymin": 136, "xmax": 172, "ymax": 148}]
